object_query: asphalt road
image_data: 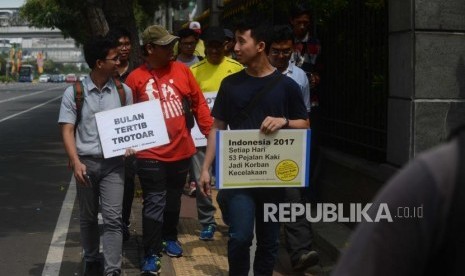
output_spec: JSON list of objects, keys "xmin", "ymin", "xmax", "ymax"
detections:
[{"xmin": 0, "ymin": 82, "xmax": 74, "ymax": 275}]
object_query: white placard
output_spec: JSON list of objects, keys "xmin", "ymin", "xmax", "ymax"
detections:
[
  {"xmin": 216, "ymin": 129, "xmax": 311, "ymax": 189},
  {"xmin": 95, "ymin": 100, "xmax": 169, "ymax": 158},
  {"xmin": 191, "ymin": 91, "xmax": 217, "ymax": 147}
]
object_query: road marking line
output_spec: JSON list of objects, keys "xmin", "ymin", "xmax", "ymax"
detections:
[
  {"xmin": 0, "ymin": 95, "xmax": 62, "ymax": 123},
  {"xmin": 42, "ymin": 176, "xmax": 76, "ymax": 276},
  {"xmin": 0, "ymin": 86, "xmax": 64, "ymax": 104}
]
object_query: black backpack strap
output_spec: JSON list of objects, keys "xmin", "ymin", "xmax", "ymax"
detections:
[
  {"xmin": 232, "ymin": 73, "xmax": 284, "ymax": 127},
  {"xmin": 113, "ymin": 77, "xmax": 126, "ymax": 106}
]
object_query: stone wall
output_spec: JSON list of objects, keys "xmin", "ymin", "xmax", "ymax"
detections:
[{"xmin": 387, "ymin": 0, "xmax": 465, "ymax": 166}]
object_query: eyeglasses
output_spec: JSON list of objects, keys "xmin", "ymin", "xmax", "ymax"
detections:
[
  {"xmin": 270, "ymin": 48, "xmax": 293, "ymax": 57},
  {"xmin": 104, "ymin": 55, "xmax": 120, "ymax": 62}
]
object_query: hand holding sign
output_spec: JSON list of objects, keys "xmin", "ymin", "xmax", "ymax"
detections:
[{"xmin": 95, "ymin": 100, "xmax": 169, "ymax": 158}]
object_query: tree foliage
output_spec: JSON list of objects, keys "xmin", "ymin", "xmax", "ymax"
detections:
[{"xmin": 20, "ymin": 0, "xmax": 165, "ymax": 67}]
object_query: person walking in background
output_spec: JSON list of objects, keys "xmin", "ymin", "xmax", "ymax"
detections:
[
  {"xmin": 289, "ymin": 3, "xmax": 321, "ymax": 90},
  {"xmin": 188, "ymin": 21, "xmax": 206, "ymax": 58},
  {"xmin": 268, "ymin": 24, "xmax": 319, "ymax": 272},
  {"xmin": 107, "ymin": 26, "xmax": 137, "ymax": 243},
  {"xmin": 108, "ymin": 27, "xmax": 134, "ymax": 82},
  {"xmin": 125, "ymin": 25, "xmax": 212, "ymax": 275},
  {"xmin": 190, "ymin": 26, "xmax": 243, "ymax": 241},
  {"xmin": 198, "ymin": 19, "xmax": 309, "ymax": 276},
  {"xmin": 176, "ymin": 28, "xmax": 204, "ymax": 67},
  {"xmin": 58, "ymin": 35, "xmax": 134, "ymax": 276},
  {"xmin": 175, "ymin": 27, "xmax": 204, "ymax": 197},
  {"xmin": 174, "ymin": 21, "xmax": 206, "ymax": 59},
  {"xmin": 224, "ymin": 28, "xmax": 237, "ymax": 60}
]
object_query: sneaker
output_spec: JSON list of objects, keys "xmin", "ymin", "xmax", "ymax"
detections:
[
  {"xmin": 188, "ymin": 181, "xmax": 197, "ymax": 197},
  {"xmin": 163, "ymin": 240, "xmax": 183, "ymax": 257},
  {"xmin": 199, "ymin": 224, "xmax": 216, "ymax": 240},
  {"xmin": 123, "ymin": 223, "xmax": 131, "ymax": 242},
  {"xmin": 293, "ymin": 250, "xmax": 319, "ymax": 272},
  {"xmin": 141, "ymin": 254, "xmax": 161, "ymax": 275}
]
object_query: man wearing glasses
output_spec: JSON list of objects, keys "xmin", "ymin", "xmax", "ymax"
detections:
[
  {"xmin": 125, "ymin": 25, "xmax": 212, "ymax": 275},
  {"xmin": 58, "ymin": 35, "xmax": 134, "ymax": 276},
  {"xmin": 107, "ymin": 27, "xmax": 138, "ymax": 243},
  {"xmin": 176, "ymin": 28, "xmax": 203, "ymax": 67},
  {"xmin": 268, "ymin": 25, "xmax": 319, "ymax": 273}
]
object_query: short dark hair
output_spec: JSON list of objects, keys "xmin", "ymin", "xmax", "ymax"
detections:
[
  {"xmin": 177, "ymin": 28, "xmax": 198, "ymax": 40},
  {"xmin": 290, "ymin": 3, "xmax": 312, "ymax": 19},
  {"xmin": 271, "ymin": 25, "xmax": 294, "ymax": 44},
  {"xmin": 84, "ymin": 35, "xmax": 118, "ymax": 69},
  {"xmin": 234, "ymin": 18, "xmax": 272, "ymax": 54},
  {"xmin": 107, "ymin": 26, "xmax": 131, "ymax": 42}
]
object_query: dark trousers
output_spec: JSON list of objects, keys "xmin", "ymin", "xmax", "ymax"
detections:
[
  {"xmin": 283, "ymin": 187, "xmax": 313, "ymax": 266},
  {"xmin": 136, "ymin": 158, "xmax": 190, "ymax": 254}
]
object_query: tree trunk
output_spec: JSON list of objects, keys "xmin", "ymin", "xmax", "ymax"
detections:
[{"xmin": 85, "ymin": 0, "xmax": 109, "ymax": 36}]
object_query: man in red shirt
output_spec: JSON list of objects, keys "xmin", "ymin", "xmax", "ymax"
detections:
[{"xmin": 125, "ymin": 25, "xmax": 212, "ymax": 275}]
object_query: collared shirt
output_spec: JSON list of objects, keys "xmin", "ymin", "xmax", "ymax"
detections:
[
  {"xmin": 282, "ymin": 62, "xmax": 311, "ymax": 112},
  {"xmin": 290, "ymin": 32, "xmax": 321, "ymax": 73},
  {"xmin": 58, "ymin": 76, "xmax": 133, "ymax": 156}
]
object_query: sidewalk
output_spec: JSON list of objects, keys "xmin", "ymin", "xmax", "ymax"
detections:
[{"xmin": 120, "ymin": 186, "xmax": 334, "ymax": 276}]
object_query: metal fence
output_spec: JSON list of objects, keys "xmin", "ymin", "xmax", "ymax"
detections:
[
  {"xmin": 317, "ymin": 0, "xmax": 388, "ymax": 162},
  {"xmin": 221, "ymin": 0, "xmax": 389, "ymax": 162}
]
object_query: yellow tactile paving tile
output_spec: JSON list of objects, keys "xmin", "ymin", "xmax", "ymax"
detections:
[{"xmin": 171, "ymin": 255, "xmax": 228, "ymax": 276}]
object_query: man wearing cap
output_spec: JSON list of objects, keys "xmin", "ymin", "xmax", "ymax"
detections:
[
  {"xmin": 189, "ymin": 21, "xmax": 206, "ymax": 57},
  {"xmin": 189, "ymin": 26, "xmax": 243, "ymax": 241},
  {"xmin": 125, "ymin": 25, "xmax": 212, "ymax": 275}
]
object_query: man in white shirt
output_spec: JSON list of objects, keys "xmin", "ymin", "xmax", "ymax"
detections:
[{"xmin": 268, "ymin": 25, "xmax": 319, "ymax": 273}]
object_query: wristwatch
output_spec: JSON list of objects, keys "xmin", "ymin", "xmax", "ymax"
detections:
[{"xmin": 283, "ymin": 117, "xmax": 289, "ymax": 128}]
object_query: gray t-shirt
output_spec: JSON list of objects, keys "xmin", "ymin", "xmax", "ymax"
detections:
[
  {"xmin": 58, "ymin": 77, "xmax": 133, "ymax": 156},
  {"xmin": 332, "ymin": 139, "xmax": 458, "ymax": 276}
]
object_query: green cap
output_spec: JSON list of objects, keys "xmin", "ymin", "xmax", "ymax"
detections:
[{"xmin": 142, "ymin": 25, "xmax": 178, "ymax": 45}]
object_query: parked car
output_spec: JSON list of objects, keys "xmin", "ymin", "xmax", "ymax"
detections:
[
  {"xmin": 39, "ymin": 74, "xmax": 50, "ymax": 83},
  {"xmin": 65, "ymin": 73, "xmax": 77, "ymax": 83},
  {"xmin": 50, "ymin": 74, "xmax": 61, "ymax": 83},
  {"xmin": 79, "ymin": 74, "xmax": 88, "ymax": 81}
]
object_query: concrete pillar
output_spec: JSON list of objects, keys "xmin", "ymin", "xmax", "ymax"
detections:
[{"xmin": 387, "ymin": 0, "xmax": 465, "ymax": 166}]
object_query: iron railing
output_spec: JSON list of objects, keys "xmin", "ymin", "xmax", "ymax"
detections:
[{"xmin": 317, "ymin": 0, "xmax": 388, "ymax": 162}]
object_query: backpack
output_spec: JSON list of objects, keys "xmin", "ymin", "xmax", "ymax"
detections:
[{"xmin": 73, "ymin": 77, "xmax": 126, "ymax": 129}]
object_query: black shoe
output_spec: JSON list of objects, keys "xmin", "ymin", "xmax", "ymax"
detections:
[
  {"xmin": 293, "ymin": 250, "xmax": 319, "ymax": 272},
  {"xmin": 123, "ymin": 223, "xmax": 131, "ymax": 242},
  {"xmin": 83, "ymin": 261, "xmax": 103, "ymax": 276}
]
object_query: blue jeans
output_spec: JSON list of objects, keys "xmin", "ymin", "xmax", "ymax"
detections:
[{"xmin": 218, "ymin": 188, "xmax": 283, "ymax": 276}]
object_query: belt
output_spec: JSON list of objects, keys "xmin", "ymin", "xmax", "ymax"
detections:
[{"xmin": 79, "ymin": 154, "xmax": 104, "ymax": 159}]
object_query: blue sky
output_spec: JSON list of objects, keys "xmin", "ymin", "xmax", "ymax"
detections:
[{"xmin": 1, "ymin": 0, "xmax": 25, "ymax": 8}]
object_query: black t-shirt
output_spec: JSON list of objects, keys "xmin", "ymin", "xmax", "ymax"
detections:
[{"xmin": 212, "ymin": 70, "xmax": 308, "ymax": 129}]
